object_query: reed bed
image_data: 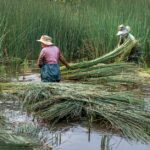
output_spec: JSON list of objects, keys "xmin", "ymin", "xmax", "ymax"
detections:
[{"xmin": 0, "ymin": 0, "xmax": 149, "ymax": 61}]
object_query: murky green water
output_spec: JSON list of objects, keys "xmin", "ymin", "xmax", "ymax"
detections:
[
  {"xmin": 0, "ymin": 97, "xmax": 150, "ymax": 150},
  {"xmin": 0, "ymin": 65, "xmax": 150, "ymax": 150}
]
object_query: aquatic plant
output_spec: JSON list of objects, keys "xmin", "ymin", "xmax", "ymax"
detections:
[
  {"xmin": 1, "ymin": 82, "xmax": 150, "ymax": 143},
  {"xmin": 20, "ymin": 83, "xmax": 149, "ymax": 143},
  {"xmin": 61, "ymin": 39, "xmax": 137, "ymax": 70},
  {"xmin": 0, "ymin": 0, "xmax": 149, "ymax": 62}
]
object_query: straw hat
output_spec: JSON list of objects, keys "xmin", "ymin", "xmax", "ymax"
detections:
[{"xmin": 37, "ymin": 35, "xmax": 53, "ymax": 45}]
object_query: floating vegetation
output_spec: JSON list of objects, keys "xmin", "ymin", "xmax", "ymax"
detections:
[
  {"xmin": 0, "ymin": 114, "xmax": 39, "ymax": 147},
  {"xmin": 21, "ymin": 83, "xmax": 150, "ymax": 143},
  {"xmin": 0, "ymin": 82, "xmax": 150, "ymax": 143}
]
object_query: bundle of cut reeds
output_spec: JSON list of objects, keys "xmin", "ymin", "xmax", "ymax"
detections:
[
  {"xmin": 1, "ymin": 82, "xmax": 149, "ymax": 143},
  {"xmin": 61, "ymin": 39, "xmax": 137, "ymax": 71},
  {"xmin": 19, "ymin": 83, "xmax": 149, "ymax": 143},
  {"xmin": 60, "ymin": 39, "xmax": 139, "ymax": 85},
  {"xmin": 61, "ymin": 63, "xmax": 138, "ymax": 82}
]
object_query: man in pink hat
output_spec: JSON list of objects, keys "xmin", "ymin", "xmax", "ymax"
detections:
[{"xmin": 37, "ymin": 35, "xmax": 70, "ymax": 82}]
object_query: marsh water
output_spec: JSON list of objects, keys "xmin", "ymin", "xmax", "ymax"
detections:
[
  {"xmin": 0, "ymin": 96, "xmax": 150, "ymax": 150},
  {"xmin": 0, "ymin": 95, "xmax": 150, "ymax": 150},
  {"xmin": 0, "ymin": 67, "xmax": 150, "ymax": 150}
]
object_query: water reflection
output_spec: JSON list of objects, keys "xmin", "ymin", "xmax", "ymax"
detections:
[
  {"xmin": 52, "ymin": 125, "xmax": 150, "ymax": 150},
  {"xmin": 101, "ymin": 135, "xmax": 111, "ymax": 150},
  {"xmin": 0, "ymin": 96, "xmax": 150, "ymax": 150},
  {"xmin": 1, "ymin": 65, "xmax": 150, "ymax": 150}
]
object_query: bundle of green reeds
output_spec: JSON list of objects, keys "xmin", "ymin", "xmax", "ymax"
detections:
[
  {"xmin": 61, "ymin": 39, "xmax": 137, "ymax": 71},
  {"xmin": 61, "ymin": 63, "xmax": 138, "ymax": 82},
  {"xmin": 60, "ymin": 39, "xmax": 140, "ymax": 85},
  {"xmin": 1, "ymin": 82, "xmax": 149, "ymax": 143}
]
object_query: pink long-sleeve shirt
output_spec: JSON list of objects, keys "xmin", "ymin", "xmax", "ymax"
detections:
[{"xmin": 38, "ymin": 45, "xmax": 60, "ymax": 65}]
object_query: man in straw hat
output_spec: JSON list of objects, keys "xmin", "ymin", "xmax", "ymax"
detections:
[
  {"xmin": 116, "ymin": 24, "xmax": 141, "ymax": 63},
  {"xmin": 37, "ymin": 35, "xmax": 70, "ymax": 82}
]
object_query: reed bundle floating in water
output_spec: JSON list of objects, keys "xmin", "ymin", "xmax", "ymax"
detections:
[
  {"xmin": 1, "ymin": 82, "xmax": 149, "ymax": 143},
  {"xmin": 20, "ymin": 83, "xmax": 149, "ymax": 143}
]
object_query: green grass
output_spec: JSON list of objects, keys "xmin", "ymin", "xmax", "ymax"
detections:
[{"xmin": 0, "ymin": 0, "xmax": 149, "ymax": 62}]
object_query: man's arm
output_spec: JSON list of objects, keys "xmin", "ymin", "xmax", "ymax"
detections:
[{"xmin": 59, "ymin": 52, "xmax": 70, "ymax": 68}]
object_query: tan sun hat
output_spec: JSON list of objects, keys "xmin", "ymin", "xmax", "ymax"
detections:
[{"xmin": 37, "ymin": 35, "xmax": 53, "ymax": 45}]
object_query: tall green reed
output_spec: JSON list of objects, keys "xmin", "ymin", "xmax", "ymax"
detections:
[{"xmin": 0, "ymin": 0, "xmax": 149, "ymax": 62}]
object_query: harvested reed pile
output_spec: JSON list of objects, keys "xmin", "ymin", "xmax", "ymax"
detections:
[
  {"xmin": 21, "ymin": 83, "xmax": 149, "ymax": 143},
  {"xmin": 0, "ymin": 115, "xmax": 5, "ymax": 128},
  {"xmin": 61, "ymin": 63, "xmax": 139, "ymax": 82},
  {"xmin": 1, "ymin": 82, "xmax": 149, "ymax": 143}
]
